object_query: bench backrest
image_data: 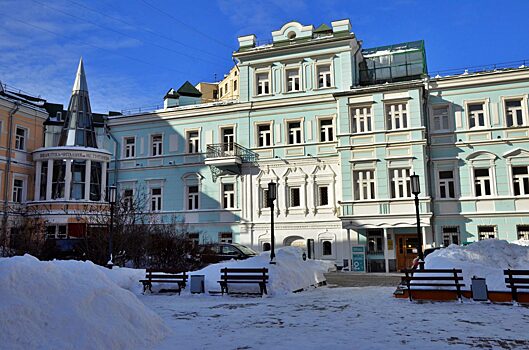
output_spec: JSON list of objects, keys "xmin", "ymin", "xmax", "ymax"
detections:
[
  {"xmin": 146, "ymin": 269, "xmax": 188, "ymax": 280},
  {"xmin": 402, "ymin": 268, "xmax": 464, "ymax": 287},
  {"xmin": 220, "ymin": 267, "xmax": 269, "ymax": 281},
  {"xmin": 504, "ymin": 269, "xmax": 529, "ymax": 287}
]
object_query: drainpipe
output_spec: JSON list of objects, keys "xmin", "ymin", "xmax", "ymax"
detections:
[
  {"xmin": 106, "ymin": 125, "xmax": 119, "ymax": 187},
  {"xmin": 2, "ymin": 101, "xmax": 20, "ymax": 241},
  {"xmin": 423, "ymin": 77, "xmax": 435, "ymax": 246}
]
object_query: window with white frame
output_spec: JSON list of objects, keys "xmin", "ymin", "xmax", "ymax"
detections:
[
  {"xmin": 468, "ymin": 102, "xmax": 486, "ymax": 129},
  {"xmin": 286, "ymin": 68, "xmax": 301, "ymax": 92},
  {"xmin": 256, "ymin": 72, "xmax": 270, "ymax": 95},
  {"xmin": 351, "ymin": 106, "xmax": 372, "ymax": 133},
  {"xmin": 151, "ymin": 134, "xmax": 163, "ymax": 156},
  {"xmin": 187, "ymin": 185, "xmax": 199, "ymax": 210},
  {"xmin": 319, "ymin": 118, "xmax": 334, "ymax": 142},
  {"xmin": 316, "ymin": 64, "xmax": 332, "ymax": 88},
  {"xmin": 438, "ymin": 170, "xmax": 455, "ymax": 199},
  {"xmin": 513, "ymin": 165, "xmax": 529, "ymax": 196},
  {"xmin": 123, "ymin": 188, "xmax": 134, "ymax": 210},
  {"xmin": 124, "ymin": 137, "xmax": 135, "ymax": 158},
  {"xmin": 219, "ymin": 232, "xmax": 233, "ymax": 243},
  {"xmin": 353, "ymin": 170, "xmax": 376, "ymax": 200},
  {"xmin": 222, "ymin": 183, "xmax": 235, "ymax": 209},
  {"xmin": 257, "ymin": 124, "xmax": 272, "ymax": 147},
  {"xmin": 442, "ymin": 226, "xmax": 460, "ymax": 246},
  {"xmin": 289, "ymin": 186, "xmax": 301, "ymax": 207},
  {"xmin": 386, "ymin": 103, "xmax": 408, "ymax": 130},
  {"xmin": 46, "ymin": 225, "xmax": 67, "ymax": 239},
  {"xmin": 432, "ymin": 105, "xmax": 450, "ymax": 131},
  {"xmin": 150, "ymin": 188, "xmax": 162, "ymax": 212},
  {"xmin": 187, "ymin": 130, "xmax": 199, "ymax": 153},
  {"xmin": 390, "ymin": 168, "xmax": 411, "ymax": 198},
  {"xmin": 517, "ymin": 225, "xmax": 529, "ymax": 240},
  {"xmin": 505, "ymin": 99, "xmax": 525, "ymax": 127},
  {"xmin": 15, "ymin": 127, "xmax": 26, "ymax": 151},
  {"xmin": 287, "ymin": 121, "xmax": 302, "ymax": 144},
  {"xmin": 478, "ymin": 225, "xmax": 497, "ymax": 240},
  {"xmin": 322, "ymin": 240, "xmax": 332, "ymax": 256},
  {"xmin": 317, "ymin": 185, "xmax": 329, "ymax": 206},
  {"xmin": 12, "ymin": 179, "xmax": 24, "ymax": 203},
  {"xmin": 474, "ymin": 168, "xmax": 493, "ymax": 197}
]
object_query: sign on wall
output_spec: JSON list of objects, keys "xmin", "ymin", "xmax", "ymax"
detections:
[{"xmin": 352, "ymin": 245, "xmax": 366, "ymax": 272}]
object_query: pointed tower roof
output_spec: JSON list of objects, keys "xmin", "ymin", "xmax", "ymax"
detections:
[
  {"xmin": 176, "ymin": 81, "xmax": 202, "ymax": 97},
  {"xmin": 58, "ymin": 58, "xmax": 98, "ymax": 148}
]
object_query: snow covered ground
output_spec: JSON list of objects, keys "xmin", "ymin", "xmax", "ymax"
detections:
[{"xmin": 146, "ymin": 286, "xmax": 529, "ymax": 350}]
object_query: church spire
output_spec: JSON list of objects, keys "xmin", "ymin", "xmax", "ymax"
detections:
[{"xmin": 58, "ymin": 58, "xmax": 98, "ymax": 148}]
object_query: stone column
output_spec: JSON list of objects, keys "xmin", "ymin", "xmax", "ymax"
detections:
[
  {"xmin": 46, "ymin": 159, "xmax": 53, "ymax": 200},
  {"xmin": 84, "ymin": 159, "xmax": 91, "ymax": 200},
  {"xmin": 100, "ymin": 161, "xmax": 107, "ymax": 201},
  {"xmin": 383, "ymin": 228, "xmax": 389, "ymax": 273},
  {"xmin": 64, "ymin": 159, "xmax": 72, "ymax": 200},
  {"xmin": 34, "ymin": 161, "xmax": 42, "ymax": 200}
]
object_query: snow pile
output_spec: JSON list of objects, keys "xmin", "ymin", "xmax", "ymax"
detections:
[
  {"xmin": 425, "ymin": 240, "xmax": 529, "ymax": 291},
  {"xmin": 98, "ymin": 265, "xmax": 145, "ymax": 294},
  {"xmin": 512, "ymin": 239, "xmax": 529, "ymax": 247},
  {"xmin": 185, "ymin": 247, "xmax": 330, "ymax": 296},
  {"xmin": 0, "ymin": 255, "xmax": 168, "ymax": 349}
]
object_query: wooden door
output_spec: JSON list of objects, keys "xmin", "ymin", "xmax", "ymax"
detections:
[{"xmin": 396, "ymin": 235, "xmax": 419, "ymax": 271}]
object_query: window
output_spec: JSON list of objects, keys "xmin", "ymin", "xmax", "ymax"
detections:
[
  {"xmin": 187, "ymin": 130, "xmax": 199, "ymax": 153},
  {"xmin": 213, "ymin": 89, "xmax": 218, "ymax": 99},
  {"xmin": 390, "ymin": 168, "xmax": 411, "ymax": 198},
  {"xmin": 223, "ymin": 183, "xmax": 235, "ymax": 209},
  {"xmin": 256, "ymin": 72, "xmax": 270, "ymax": 95},
  {"xmin": 15, "ymin": 127, "xmax": 26, "ymax": 151},
  {"xmin": 287, "ymin": 121, "xmax": 302, "ymax": 144},
  {"xmin": 286, "ymin": 68, "xmax": 301, "ymax": 92},
  {"xmin": 317, "ymin": 64, "xmax": 332, "ymax": 88},
  {"xmin": 220, "ymin": 87, "xmax": 223, "ymax": 96},
  {"xmin": 123, "ymin": 189, "xmax": 134, "ymax": 210},
  {"xmin": 46, "ymin": 225, "xmax": 67, "ymax": 239},
  {"xmin": 219, "ymin": 232, "xmax": 233, "ymax": 243},
  {"xmin": 386, "ymin": 103, "xmax": 408, "ymax": 130},
  {"xmin": 151, "ymin": 134, "xmax": 163, "ymax": 156},
  {"xmin": 474, "ymin": 168, "xmax": 492, "ymax": 197},
  {"xmin": 257, "ymin": 124, "xmax": 272, "ymax": 147},
  {"xmin": 262, "ymin": 242, "xmax": 271, "ymax": 251},
  {"xmin": 432, "ymin": 105, "xmax": 450, "ymax": 131},
  {"xmin": 353, "ymin": 170, "xmax": 376, "ymax": 200},
  {"xmin": 187, "ymin": 185, "xmax": 199, "ymax": 210},
  {"xmin": 468, "ymin": 103, "xmax": 486, "ymax": 128},
  {"xmin": 517, "ymin": 225, "xmax": 529, "ymax": 240},
  {"xmin": 505, "ymin": 99, "xmax": 525, "ymax": 127},
  {"xmin": 367, "ymin": 229, "xmax": 383, "ymax": 254},
  {"xmin": 12, "ymin": 179, "xmax": 23, "ymax": 203},
  {"xmin": 478, "ymin": 226, "xmax": 497, "ymax": 240},
  {"xmin": 187, "ymin": 233, "xmax": 200, "ymax": 246},
  {"xmin": 513, "ymin": 166, "xmax": 529, "ymax": 196},
  {"xmin": 233, "ymin": 80, "xmax": 237, "ymax": 92},
  {"xmin": 40, "ymin": 161, "xmax": 48, "ymax": 200},
  {"xmin": 56, "ymin": 111, "xmax": 62, "ymax": 120},
  {"xmin": 52, "ymin": 160, "xmax": 66, "ymax": 199},
  {"xmin": 222, "ymin": 127, "xmax": 234, "ymax": 153},
  {"xmin": 442, "ymin": 226, "xmax": 460, "ymax": 246},
  {"xmin": 351, "ymin": 106, "xmax": 372, "ymax": 133},
  {"xmin": 319, "ymin": 119, "xmax": 334, "ymax": 142},
  {"xmin": 224, "ymin": 83, "xmax": 228, "ymax": 94},
  {"xmin": 262, "ymin": 188, "xmax": 270, "ymax": 208},
  {"xmin": 318, "ymin": 185, "xmax": 329, "ymax": 206},
  {"xmin": 289, "ymin": 187, "xmax": 301, "ymax": 207},
  {"xmin": 322, "ymin": 241, "xmax": 332, "ymax": 256},
  {"xmin": 150, "ymin": 188, "xmax": 162, "ymax": 211},
  {"xmin": 71, "ymin": 160, "xmax": 86, "ymax": 200},
  {"xmin": 438, "ymin": 170, "xmax": 455, "ymax": 199},
  {"xmin": 89, "ymin": 162, "xmax": 102, "ymax": 201},
  {"xmin": 124, "ymin": 137, "xmax": 135, "ymax": 158}
]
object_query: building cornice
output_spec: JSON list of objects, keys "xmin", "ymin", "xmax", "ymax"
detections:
[{"xmin": 429, "ymin": 68, "xmax": 529, "ymax": 90}]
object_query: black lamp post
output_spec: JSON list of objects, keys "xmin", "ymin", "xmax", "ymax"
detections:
[
  {"xmin": 107, "ymin": 185, "xmax": 117, "ymax": 269},
  {"xmin": 268, "ymin": 181, "xmax": 277, "ymax": 264},
  {"xmin": 410, "ymin": 173, "xmax": 424, "ymax": 270}
]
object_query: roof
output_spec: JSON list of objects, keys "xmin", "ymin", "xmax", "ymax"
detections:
[
  {"xmin": 362, "ymin": 40, "xmax": 424, "ymax": 57},
  {"xmin": 314, "ymin": 24, "xmax": 332, "ymax": 33},
  {"xmin": 177, "ymin": 81, "xmax": 202, "ymax": 97},
  {"xmin": 164, "ymin": 88, "xmax": 180, "ymax": 99},
  {"xmin": 72, "ymin": 58, "xmax": 88, "ymax": 92}
]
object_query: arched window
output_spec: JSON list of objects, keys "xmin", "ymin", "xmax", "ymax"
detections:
[
  {"xmin": 322, "ymin": 241, "xmax": 332, "ymax": 256},
  {"xmin": 263, "ymin": 242, "xmax": 271, "ymax": 251}
]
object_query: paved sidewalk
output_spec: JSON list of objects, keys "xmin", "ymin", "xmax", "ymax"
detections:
[{"xmin": 324, "ymin": 272, "xmax": 402, "ymax": 287}]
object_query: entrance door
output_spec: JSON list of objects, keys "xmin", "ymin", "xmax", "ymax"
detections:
[
  {"xmin": 396, "ymin": 235, "xmax": 418, "ymax": 271},
  {"xmin": 222, "ymin": 127, "xmax": 234, "ymax": 154}
]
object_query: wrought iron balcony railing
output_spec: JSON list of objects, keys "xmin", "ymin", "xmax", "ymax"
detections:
[{"xmin": 205, "ymin": 142, "xmax": 258, "ymax": 163}]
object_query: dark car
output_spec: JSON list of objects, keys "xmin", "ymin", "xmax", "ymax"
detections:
[{"xmin": 198, "ymin": 243, "xmax": 258, "ymax": 264}]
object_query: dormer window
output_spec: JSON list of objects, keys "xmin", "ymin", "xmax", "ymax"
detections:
[{"xmin": 256, "ymin": 72, "xmax": 270, "ymax": 95}]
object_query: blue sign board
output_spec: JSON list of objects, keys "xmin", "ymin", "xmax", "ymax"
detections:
[{"xmin": 352, "ymin": 245, "xmax": 366, "ymax": 272}]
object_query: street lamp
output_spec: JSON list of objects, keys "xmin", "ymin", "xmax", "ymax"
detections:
[
  {"xmin": 268, "ymin": 181, "xmax": 277, "ymax": 264},
  {"xmin": 107, "ymin": 185, "xmax": 117, "ymax": 269},
  {"xmin": 410, "ymin": 173, "xmax": 424, "ymax": 270}
]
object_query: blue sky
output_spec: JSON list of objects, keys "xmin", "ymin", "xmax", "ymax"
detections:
[{"xmin": 1, "ymin": 0, "xmax": 528, "ymax": 112}]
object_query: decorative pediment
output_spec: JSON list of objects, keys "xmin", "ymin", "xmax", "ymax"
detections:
[
  {"xmin": 310, "ymin": 164, "xmax": 336, "ymax": 181},
  {"xmin": 283, "ymin": 167, "xmax": 307, "ymax": 182},
  {"xmin": 503, "ymin": 148, "xmax": 529, "ymax": 159},
  {"xmin": 256, "ymin": 166, "xmax": 279, "ymax": 186},
  {"xmin": 271, "ymin": 21, "xmax": 314, "ymax": 42},
  {"xmin": 466, "ymin": 150, "xmax": 497, "ymax": 161}
]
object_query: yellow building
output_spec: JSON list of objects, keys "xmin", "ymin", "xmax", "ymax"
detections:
[
  {"xmin": 195, "ymin": 82, "xmax": 218, "ymax": 103},
  {"xmin": 0, "ymin": 85, "xmax": 48, "ymax": 236},
  {"xmin": 218, "ymin": 65, "xmax": 239, "ymax": 101}
]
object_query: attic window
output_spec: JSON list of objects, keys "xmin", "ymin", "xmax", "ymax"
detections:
[{"xmin": 287, "ymin": 31, "xmax": 296, "ymax": 40}]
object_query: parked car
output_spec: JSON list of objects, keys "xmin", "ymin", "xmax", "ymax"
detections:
[{"xmin": 197, "ymin": 243, "xmax": 258, "ymax": 264}]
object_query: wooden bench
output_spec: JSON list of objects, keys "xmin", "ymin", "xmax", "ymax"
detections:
[
  {"xmin": 218, "ymin": 268, "xmax": 269, "ymax": 296},
  {"xmin": 504, "ymin": 269, "xmax": 529, "ymax": 303},
  {"xmin": 139, "ymin": 268, "xmax": 188, "ymax": 295},
  {"xmin": 402, "ymin": 268, "xmax": 465, "ymax": 301}
]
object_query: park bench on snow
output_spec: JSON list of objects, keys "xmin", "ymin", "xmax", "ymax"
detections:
[{"xmin": 140, "ymin": 268, "xmax": 188, "ymax": 294}]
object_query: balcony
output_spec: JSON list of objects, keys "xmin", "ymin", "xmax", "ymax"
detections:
[{"xmin": 205, "ymin": 142, "xmax": 258, "ymax": 181}]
